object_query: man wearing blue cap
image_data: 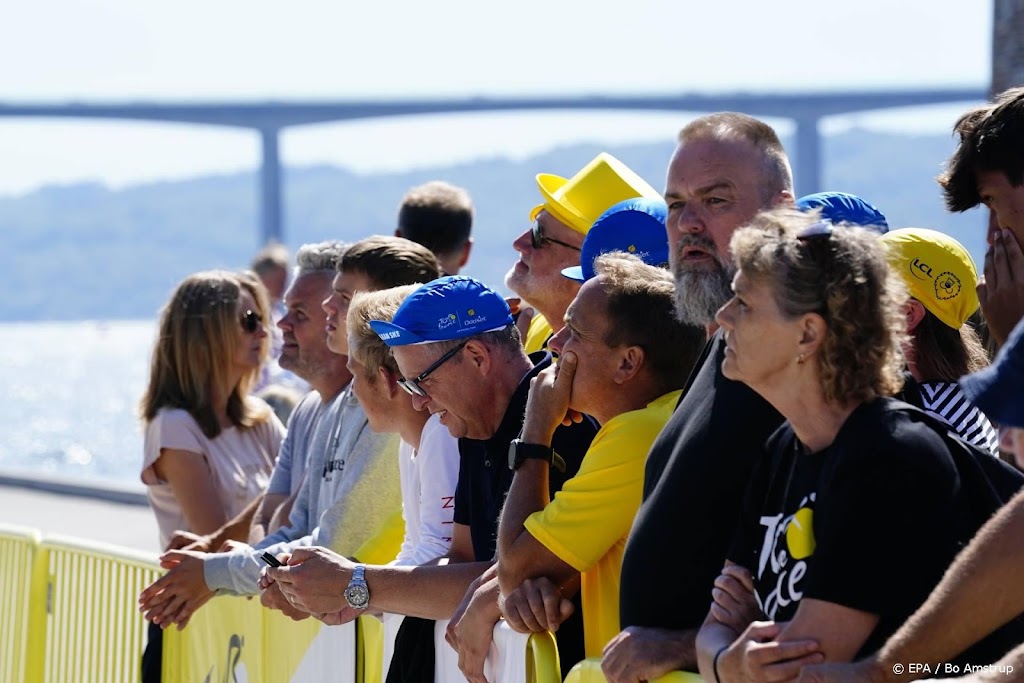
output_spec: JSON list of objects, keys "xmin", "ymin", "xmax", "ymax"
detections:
[
  {"xmin": 800, "ymin": 318, "xmax": 1024, "ymax": 683},
  {"xmin": 265, "ymin": 275, "xmax": 596, "ymax": 679}
]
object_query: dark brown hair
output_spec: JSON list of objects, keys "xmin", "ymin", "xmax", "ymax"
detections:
[{"xmin": 939, "ymin": 87, "xmax": 1024, "ymax": 212}]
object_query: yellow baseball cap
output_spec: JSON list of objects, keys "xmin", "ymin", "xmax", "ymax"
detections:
[
  {"xmin": 880, "ymin": 227, "xmax": 980, "ymax": 329},
  {"xmin": 529, "ymin": 152, "xmax": 661, "ymax": 235}
]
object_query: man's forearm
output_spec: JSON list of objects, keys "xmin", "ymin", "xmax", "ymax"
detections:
[
  {"xmin": 366, "ymin": 560, "xmax": 494, "ymax": 620},
  {"xmin": 876, "ymin": 491, "xmax": 1024, "ymax": 675},
  {"xmin": 496, "ymin": 458, "xmax": 550, "ymax": 561}
]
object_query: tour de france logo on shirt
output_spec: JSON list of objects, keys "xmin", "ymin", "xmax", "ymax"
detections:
[{"xmin": 756, "ymin": 493, "xmax": 816, "ymax": 620}]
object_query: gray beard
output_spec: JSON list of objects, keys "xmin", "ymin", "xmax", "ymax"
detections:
[{"xmin": 673, "ymin": 265, "xmax": 734, "ymax": 327}]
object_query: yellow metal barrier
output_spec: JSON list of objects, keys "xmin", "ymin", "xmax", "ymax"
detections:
[
  {"xmin": 2, "ymin": 523, "xmax": 570, "ymax": 683},
  {"xmin": 525, "ymin": 630, "xmax": 561, "ymax": 683},
  {"xmin": 564, "ymin": 657, "xmax": 705, "ymax": 683},
  {"xmin": 0, "ymin": 524, "xmax": 41, "ymax": 683},
  {"xmin": 357, "ymin": 614, "xmax": 384, "ymax": 683},
  {"xmin": 37, "ymin": 535, "xmax": 160, "ymax": 683}
]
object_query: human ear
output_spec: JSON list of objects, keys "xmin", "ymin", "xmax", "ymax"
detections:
[
  {"xmin": 905, "ymin": 299, "xmax": 927, "ymax": 334},
  {"xmin": 614, "ymin": 346, "xmax": 645, "ymax": 384}
]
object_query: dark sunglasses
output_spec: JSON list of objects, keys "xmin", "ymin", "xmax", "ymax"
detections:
[
  {"xmin": 240, "ymin": 309, "xmax": 264, "ymax": 334},
  {"xmin": 398, "ymin": 340, "xmax": 468, "ymax": 398},
  {"xmin": 531, "ymin": 221, "xmax": 581, "ymax": 252}
]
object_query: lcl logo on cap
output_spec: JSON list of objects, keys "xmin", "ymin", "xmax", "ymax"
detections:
[{"xmin": 910, "ymin": 258, "xmax": 934, "ymax": 281}]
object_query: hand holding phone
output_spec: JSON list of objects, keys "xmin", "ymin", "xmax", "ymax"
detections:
[{"xmin": 260, "ymin": 551, "xmax": 283, "ymax": 567}]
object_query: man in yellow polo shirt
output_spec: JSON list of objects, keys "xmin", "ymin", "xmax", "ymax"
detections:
[
  {"xmin": 495, "ymin": 247, "xmax": 705, "ymax": 663},
  {"xmin": 505, "ymin": 152, "xmax": 662, "ymax": 354}
]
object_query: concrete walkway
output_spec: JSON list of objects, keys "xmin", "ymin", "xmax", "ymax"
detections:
[{"xmin": 0, "ymin": 482, "xmax": 159, "ymax": 553}]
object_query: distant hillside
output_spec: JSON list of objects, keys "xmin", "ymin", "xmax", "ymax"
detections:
[{"xmin": 0, "ymin": 129, "xmax": 988, "ymax": 321}]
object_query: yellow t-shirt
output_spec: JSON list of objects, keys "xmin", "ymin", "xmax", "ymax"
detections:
[
  {"xmin": 523, "ymin": 313, "xmax": 554, "ymax": 355},
  {"xmin": 524, "ymin": 390, "xmax": 682, "ymax": 657}
]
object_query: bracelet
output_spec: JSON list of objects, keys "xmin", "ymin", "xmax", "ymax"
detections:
[{"xmin": 713, "ymin": 646, "xmax": 728, "ymax": 683}]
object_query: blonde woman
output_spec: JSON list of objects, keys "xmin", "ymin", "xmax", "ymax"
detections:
[{"xmin": 140, "ymin": 270, "xmax": 285, "ymax": 551}]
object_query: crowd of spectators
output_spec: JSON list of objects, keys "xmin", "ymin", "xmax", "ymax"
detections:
[{"xmin": 137, "ymin": 87, "xmax": 1024, "ymax": 682}]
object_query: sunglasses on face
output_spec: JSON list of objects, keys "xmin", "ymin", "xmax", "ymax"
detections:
[
  {"xmin": 240, "ymin": 309, "xmax": 264, "ymax": 334},
  {"xmin": 398, "ymin": 340, "xmax": 469, "ymax": 398},
  {"xmin": 531, "ymin": 221, "xmax": 581, "ymax": 252}
]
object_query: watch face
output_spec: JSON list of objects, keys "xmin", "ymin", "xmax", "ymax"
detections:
[
  {"xmin": 345, "ymin": 583, "xmax": 370, "ymax": 609},
  {"xmin": 508, "ymin": 440, "xmax": 519, "ymax": 470}
]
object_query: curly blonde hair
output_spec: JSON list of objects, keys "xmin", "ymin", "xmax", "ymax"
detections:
[{"xmin": 730, "ymin": 209, "xmax": 908, "ymax": 405}]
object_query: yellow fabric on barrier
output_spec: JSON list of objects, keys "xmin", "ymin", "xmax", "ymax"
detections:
[
  {"xmin": 357, "ymin": 615, "xmax": 385, "ymax": 683},
  {"xmin": 0, "ymin": 525, "xmax": 41, "ymax": 683},
  {"xmin": 564, "ymin": 657, "xmax": 704, "ymax": 683},
  {"xmin": 163, "ymin": 594, "xmax": 266, "ymax": 681},
  {"xmin": 352, "ymin": 507, "xmax": 405, "ymax": 566},
  {"xmin": 263, "ymin": 607, "xmax": 327, "ymax": 680},
  {"xmin": 526, "ymin": 630, "xmax": 561, "ymax": 683}
]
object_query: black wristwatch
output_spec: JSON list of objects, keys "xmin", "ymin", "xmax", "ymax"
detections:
[{"xmin": 508, "ymin": 438, "xmax": 566, "ymax": 472}]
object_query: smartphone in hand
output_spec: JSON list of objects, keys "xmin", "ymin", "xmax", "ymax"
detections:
[{"xmin": 260, "ymin": 551, "xmax": 283, "ymax": 567}]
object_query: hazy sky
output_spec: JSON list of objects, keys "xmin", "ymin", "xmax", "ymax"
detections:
[{"xmin": 0, "ymin": 0, "xmax": 993, "ymax": 195}]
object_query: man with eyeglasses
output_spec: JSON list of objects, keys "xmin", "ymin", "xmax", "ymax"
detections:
[
  {"xmin": 506, "ymin": 152, "xmax": 662, "ymax": 354},
  {"xmin": 263, "ymin": 275, "xmax": 597, "ymax": 679}
]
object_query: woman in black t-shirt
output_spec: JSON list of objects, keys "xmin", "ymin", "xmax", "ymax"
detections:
[{"xmin": 693, "ymin": 210, "xmax": 1013, "ymax": 683}]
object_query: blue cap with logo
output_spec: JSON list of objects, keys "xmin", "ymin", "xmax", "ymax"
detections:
[
  {"xmin": 369, "ymin": 276, "xmax": 514, "ymax": 346},
  {"xmin": 561, "ymin": 197, "xmax": 670, "ymax": 283},
  {"xmin": 796, "ymin": 191, "xmax": 889, "ymax": 233},
  {"xmin": 960, "ymin": 317, "xmax": 1024, "ymax": 428}
]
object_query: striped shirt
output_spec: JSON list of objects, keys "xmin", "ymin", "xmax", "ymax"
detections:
[{"xmin": 919, "ymin": 381, "xmax": 999, "ymax": 455}]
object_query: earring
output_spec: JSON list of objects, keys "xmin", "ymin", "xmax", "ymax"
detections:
[{"xmin": 797, "ymin": 353, "xmax": 806, "ymax": 365}]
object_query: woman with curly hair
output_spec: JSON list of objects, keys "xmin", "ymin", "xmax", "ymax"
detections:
[
  {"xmin": 694, "ymin": 210, "xmax": 1020, "ymax": 683},
  {"xmin": 140, "ymin": 270, "xmax": 285, "ymax": 551}
]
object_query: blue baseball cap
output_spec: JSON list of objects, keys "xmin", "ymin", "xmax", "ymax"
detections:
[
  {"xmin": 960, "ymin": 318, "xmax": 1024, "ymax": 428},
  {"xmin": 561, "ymin": 197, "xmax": 670, "ymax": 283},
  {"xmin": 796, "ymin": 192, "xmax": 889, "ymax": 233},
  {"xmin": 369, "ymin": 276, "xmax": 513, "ymax": 346}
]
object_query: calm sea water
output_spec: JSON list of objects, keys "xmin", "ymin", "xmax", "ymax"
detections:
[{"xmin": 0, "ymin": 320, "xmax": 157, "ymax": 484}]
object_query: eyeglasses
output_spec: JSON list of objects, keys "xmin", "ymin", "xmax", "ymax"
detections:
[
  {"xmin": 531, "ymin": 221, "xmax": 581, "ymax": 252},
  {"xmin": 397, "ymin": 340, "xmax": 469, "ymax": 398},
  {"xmin": 240, "ymin": 309, "xmax": 264, "ymax": 334}
]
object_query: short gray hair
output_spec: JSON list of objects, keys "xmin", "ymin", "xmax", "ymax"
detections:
[{"xmin": 295, "ymin": 241, "xmax": 349, "ymax": 276}]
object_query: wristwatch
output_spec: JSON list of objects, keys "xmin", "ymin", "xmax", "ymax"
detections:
[
  {"xmin": 508, "ymin": 438, "xmax": 565, "ymax": 472},
  {"xmin": 344, "ymin": 564, "xmax": 370, "ymax": 610}
]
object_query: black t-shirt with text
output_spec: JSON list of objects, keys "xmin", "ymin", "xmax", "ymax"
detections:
[
  {"xmin": 730, "ymin": 397, "xmax": 1022, "ymax": 663},
  {"xmin": 619, "ymin": 330, "xmax": 784, "ymax": 630}
]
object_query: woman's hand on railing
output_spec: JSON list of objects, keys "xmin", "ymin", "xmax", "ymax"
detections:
[
  {"xmin": 138, "ymin": 549, "xmax": 215, "ymax": 630},
  {"xmin": 717, "ymin": 621, "xmax": 823, "ymax": 683}
]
